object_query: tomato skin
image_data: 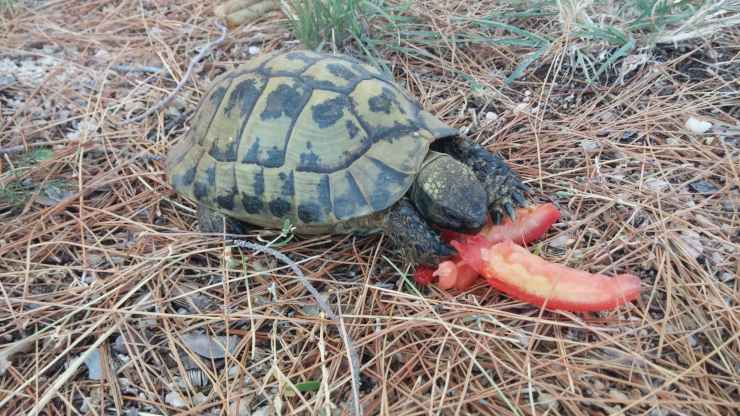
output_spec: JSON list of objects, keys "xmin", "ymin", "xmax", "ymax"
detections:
[
  {"xmin": 452, "ymin": 263, "xmax": 479, "ymax": 290},
  {"xmin": 482, "ymin": 203, "xmax": 561, "ymax": 246},
  {"xmin": 441, "ymin": 203, "xmax": 561, "ymax": 246},
  {"xmin": 414, "ymin": 267, "xmax": 435, "ymax": 286},
  {"xmin": 453, "ymin": 236, "xmax": 641, "ymax": 312}
]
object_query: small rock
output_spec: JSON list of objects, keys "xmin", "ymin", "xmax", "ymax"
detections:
[
  {"xmin": 535, "ymin": 392, "xmax": 560, "ymax": 412},
  {"xmin": 83, "ymin": 348, "xmax": 104, "ymax": 380},
  {"xmin": 513, "ymin": 102, "xmax": 529, "ymax": 114},
  {"xmin": 678, "ymin": 230, "xmax": 704, "ymax": 259},
  {"xmin": 181, "ymin": 332, "xmax": 242, "ymax": 359},
  {"xmin": 165, "ymin": 391, "xmax": 187, "ymax": 408},
  {"xmin": 248, "ymin": 46, "xmax": 261, "ymax": 55},
  {"xmin": 193, "ymin": 392, "xmax": 208, "ymax": 405},
  {"xmin": 689, "ymin": 180, "xmax": 718, "ymax": 194},
  {"xmin": 229, "ymin": 399, "xmax": 253, "ymax": 416},
  {"xmin": 93, "ymin": 49, "xmax": 111, "ymax": 63},
  {"xmin": 718, "ymin": 272, "xmax": 733, "ymax": 283},
  {"xmin": 609, "ymin": 388, "xmax": 629, "ymax": 403},
  {"xmin": 549, "ymin": 234, "xmax": 573, "ymax": 249},
  {"xmin": 621, "ymin": 131, "xmax": 639, "ymax": 142},
  {"xmin": 112, "ymin": 335, "xmax": 127, "ymax": 354},
  {"xmin": 645, "ymin": 178, "xmax": 670, "ymax": 192},
  {"xmin": 301, "ymin": 304, "xmax": 320, "ymax": 316},
  {"xmin": 649, "ymin": 408, "xmax": 668, "ymax": 416},
  {"xmin": 666, "ymin": 137, "xmax": 682, "ymax": 145},
  {"xmin": 580, "ymin": 139, "xmax": 601, "ymax": 152},
  {"xmin": 685, "ymin": 116, "xmax": 712, "ymax": 134},
  {"xmin": 688, "ymin": 334, "xmax": 699, "ymax": 348}
]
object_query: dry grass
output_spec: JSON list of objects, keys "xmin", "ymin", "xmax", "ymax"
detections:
[{"xmin": 1, "ymin": 0, "xmax": 738, "ymax": 415}]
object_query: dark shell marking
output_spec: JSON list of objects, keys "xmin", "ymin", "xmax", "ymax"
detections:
[{"xmin": 166, "ymin": 51, "xmax": 459, "ymax": 231}]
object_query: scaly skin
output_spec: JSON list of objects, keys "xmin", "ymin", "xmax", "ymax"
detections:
[
  {"xmin": 433, "ymin": 136, "xmax": 529, "ymax": 223},
  {"xmin": 383, "ymin": 199, "xmax": 456, "ymax": 266}
]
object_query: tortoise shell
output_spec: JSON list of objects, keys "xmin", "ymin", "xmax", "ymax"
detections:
[{"xmin": 166, "ymin": 50, "xmax": 458, "ymax": 233}]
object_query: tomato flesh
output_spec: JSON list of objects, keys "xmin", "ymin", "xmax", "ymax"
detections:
[
  {"xmin": 431, "ymin": 203, "xmax": 562, "ymax": 291},
  {"xmin": 430, "ymin": 260, "xmax": 479, "ymax": 290},
  {"xmin": 452, "ymin": 236, "xmax": 641, "ymax": 312},
  {"xmin": 441, "ymin": 203, "xmax": 561, "ymax": 246},
  {"xmin": 483, "ymin": 203, "xmax": 561, "ymax": 246}
]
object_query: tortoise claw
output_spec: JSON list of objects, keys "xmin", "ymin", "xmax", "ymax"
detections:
[
  {"xmin": 512, "ymin": 190, "xmax": 528, "ymax": 207},
  {"xmin": 504, "ymin": 202, "xmax": 517, "ymax": 220}
]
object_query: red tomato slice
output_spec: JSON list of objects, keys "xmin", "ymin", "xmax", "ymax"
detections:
[
  {"xmin": 453, "ymin": 236, "xmax": 641, "ymax": 312},
  {"xmin": 440, "ymin": 203, "xmax": 560, "ymax": 246},
  {"xmin": 482, "ymin": 203, "xmax": 561, "ymax": 246}
]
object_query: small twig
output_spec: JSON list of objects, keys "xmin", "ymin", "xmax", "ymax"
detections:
[
  {"xmin": 122, "ymin": 22, "xmax": 228, "ymax": 125},
  {"xmin": 233, "ymin": 239, "xmax": 363, "ymax": 416},
  {"xmin": 111, "ymin": 64, "xmax": 164, "ymax": 74}
]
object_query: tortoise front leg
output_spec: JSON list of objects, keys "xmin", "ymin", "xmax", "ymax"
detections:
[
  {"xmin": 435, "ymin": 137, "xmax": 529, "ymax": 223},
  {"xmin": 383, "ymin": 199, "xmax": 455, "ymax": 267}
]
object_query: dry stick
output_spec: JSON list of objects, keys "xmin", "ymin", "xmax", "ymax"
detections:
[
  {"xmin": 233, "ymin": 240, "xmax": 363, "ymax": 416},
  {"xmin": 121, "ymin": 22, "xmax": 228, "ymax": 125}
]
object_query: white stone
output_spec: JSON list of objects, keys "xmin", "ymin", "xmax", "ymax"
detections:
[{"xmin": 685, "ymin": 116, "xmax": 712, "ymax": 134}]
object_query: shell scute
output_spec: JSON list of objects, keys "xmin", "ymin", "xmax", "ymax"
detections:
[
  {"xmin": 331, "ymin": 171, "xmax": 370, "ymax": 220},
  {"xmin": 234, "ymin": 77, "xmax": 312, "ymax": 168},
  {"xmin": 349, "ymin": 156, "xmax": 410, "ymax": 211},
  {"xmin": 301, "ymin": 57, "xmax": 366, "ymax": 91},
  {"xmin": 261, "ymin": 50, "xmax": 320, "ymax": 76},
  {"xmin": 287, "ymin": 89, "xmax": 369, "ymax": 174},
  {"xmin": 206, "ymin": 72, "xmax": 267, "ymax": 162}
]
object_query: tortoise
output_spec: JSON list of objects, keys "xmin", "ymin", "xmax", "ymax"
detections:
[{"xmin": 166, "ymin": 50, "xmax": 528, "ymax": 266}]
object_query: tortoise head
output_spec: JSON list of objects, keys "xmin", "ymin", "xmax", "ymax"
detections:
[{"xmin": 411, "ymin": 153, "xmax": 487, "ymax": 233}]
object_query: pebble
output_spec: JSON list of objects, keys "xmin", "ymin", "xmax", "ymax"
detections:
[
  {"xmin": 580, "ymin": 139, "xmax": 601, "ymax": 152},
  {"xmin": 165, "ymin": 391, "xmax": 187, "ymax": 408},
  {"xmin": 645, "ymin": 178, "xmax": 670, "ymax": 192},
  {"xmin": 513, "ymin": 102, "xmax": 529, "ymax": 114},
  {"xmin": 549, "ymin": 234, "xmax": 573, "ymax": 249},
  {"xmin": 685, "ymin": 116, "xmax": 712, "ymax": 133},
  {"xmin": 536, "ymin": 392, "xmax": 560, "ymax": 412},
  {"xmin": 248, "ymin": 46, "xmax": 261, "ymax": 55},
  {"xmin": 718, "ymin": 272, "xmax": 734, "ymax": 282},
  {"xmin": 678, "ymin": 230, "xmax": 704, "ymax": 259},
  {"xmin": 688, "ymin": 180, "xmax": 718, "ymax": 194},
  {"xmin": 609, "ymin": 388, "xmax": 629, "ymax": 403}
]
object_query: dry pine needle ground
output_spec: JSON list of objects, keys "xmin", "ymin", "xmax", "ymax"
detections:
[{"xmin": 0, "ymin": 1, "xmax": 738, "ymax": 415}]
